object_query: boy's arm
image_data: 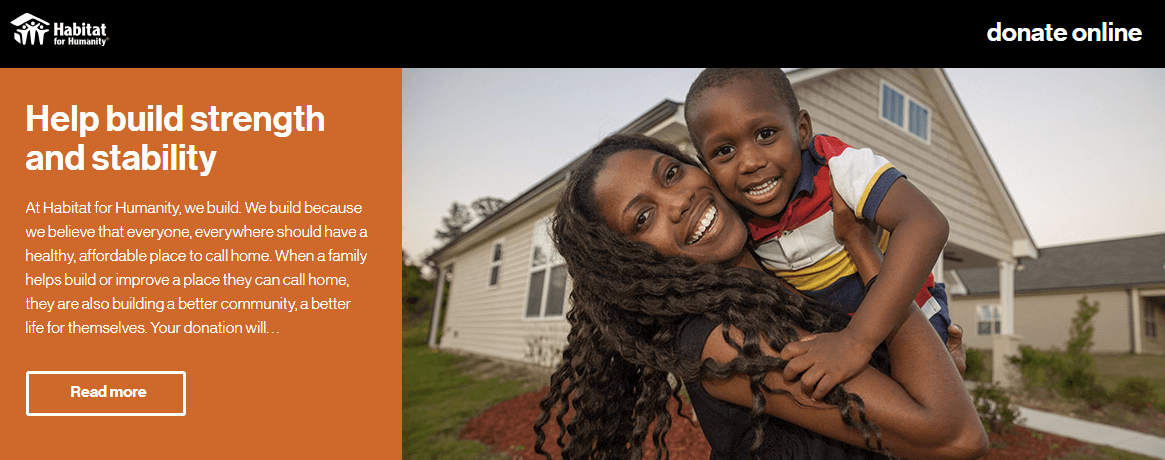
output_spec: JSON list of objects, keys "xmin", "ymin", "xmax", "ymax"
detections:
[
  {"xmin": 830, "ymin": 180, "xmax": 882, "ymax": 285},
  {"xmin": 850, "ymin": 176, "xmax": 948, "ymax": 352},
  {"xmin": 783, "ymin": 176, "xmax": 947, "ymax": 401}
]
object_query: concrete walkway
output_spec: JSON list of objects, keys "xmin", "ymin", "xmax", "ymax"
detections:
[{"xmin": 1018, "ymin": 406, "xmax": 1165, "ymax": 459}]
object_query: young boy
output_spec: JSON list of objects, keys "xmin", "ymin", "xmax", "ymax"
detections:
[{"xmin": 684, "ymin": 68, "xmax": 952, "ymax": 401}]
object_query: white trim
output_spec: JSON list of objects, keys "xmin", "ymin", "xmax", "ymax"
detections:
[
  {"xmin": 879, "ymin": 80, "xmax": 931, "ymax": 144},
  {"xmin": 487, "ymin": 238, "xmax": 505, "ymax": 289},
  {"xmin": 427, "ymin": 263, "xmax": 452, "ymax": 348},
  {"xmin": 928, "ymin": 68, "xmax": 1037, "ymax": 258},
  {"xmin": 975, "ymin": 304, "xmax": 1002, "ymax": 336},
  {"xmin": 998, "ymin": 259, "xmax": 1016, "ymax": 335},
  {"xmin": 944, "ymin": 269, "xmax": 968, "ymax": 296},
  {"xmin": 523, "ymin": 217, "xmax": 568, "ymax": 320},
  {"xmin": 787, "ymin": 68, "xmax": 842, "ymax": 84}
]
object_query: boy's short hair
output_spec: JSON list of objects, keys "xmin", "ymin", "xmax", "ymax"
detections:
[{"xmin": 684, "ymin": 68, "xmax": 801, "ymax": 155}]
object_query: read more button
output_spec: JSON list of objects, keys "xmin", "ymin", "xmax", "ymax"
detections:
[{"xmin": 26, "ymin": 371, "xmax": 185, "ymax": 416}]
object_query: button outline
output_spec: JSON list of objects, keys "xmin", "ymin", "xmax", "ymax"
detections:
[{"xmin": 26, "ymin": 371, "xmax": 186, "ymax": 416}]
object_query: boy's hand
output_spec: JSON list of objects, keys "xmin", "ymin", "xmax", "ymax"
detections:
[
  {"xmin": 947, "ymin": 324, "xmax": 967, "ymax": 376},
  {"xmin": 779, "ymin": 329, "xmax": 874, "ymax": 401}
]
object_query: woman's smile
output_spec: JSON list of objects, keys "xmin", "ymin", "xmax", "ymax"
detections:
[{"xmin": 592, "ymin": 149, "xmax": 748, "ymax": 265}]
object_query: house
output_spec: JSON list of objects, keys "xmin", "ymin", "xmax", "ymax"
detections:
[
  {"xmin": 425, "ymin": 68, "xmax": 1039, "ymax": 384},
  {"xmin": 950, "ymin": 232, "xmax": 1165, "ymax": 355}
]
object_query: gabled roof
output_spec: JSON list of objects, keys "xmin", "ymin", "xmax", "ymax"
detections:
[
  {"xmin": 788, "ymin": 68, "xmax": 1037, "ymax": 261},
  {"xmin": 955, "ymin": 233, "xmax": 1165, "ymax": 296}
]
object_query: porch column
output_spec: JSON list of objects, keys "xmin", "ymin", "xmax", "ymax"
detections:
[
  {"xmin": 998, "ymin": 260, "xmax": 1014, "ymax": 335},
  {"xmin": 1130, "ymin": 289, "xmax": 1143, "ymax": 354},
  {"xmin": 993, "ymin": 259, "xmax": 1023, "ymax": 388},
  {"xmin": 427, "ymin": 265, "xmax": 449, "ymax": 349}
]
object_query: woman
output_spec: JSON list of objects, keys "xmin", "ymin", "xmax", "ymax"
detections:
[{"xmin": 533, "ymin": 134, "xmax": 986, "ymax": 460}]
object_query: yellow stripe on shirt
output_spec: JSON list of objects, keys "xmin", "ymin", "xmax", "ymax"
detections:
[
  {"xmin": 854, "ymin": 162, "xmax": 895, "ymax": 218},
  {"xmin": 765, "ymin": 230, "xmax": 890, "ymax": 292}
]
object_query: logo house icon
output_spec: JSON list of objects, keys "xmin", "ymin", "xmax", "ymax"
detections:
[{"xmin": 13, "ymin": 13, "xmax": 49, "ymax": 45}]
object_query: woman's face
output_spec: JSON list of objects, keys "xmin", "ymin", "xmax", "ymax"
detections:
[{"xmin": 592, "ymin": 149, "xmax": 749, "ymax": 265}]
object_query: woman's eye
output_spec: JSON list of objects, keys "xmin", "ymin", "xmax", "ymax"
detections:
[
  {"xmin": 664, "ymin": 164, "xmax": 679, "ymax": 182},
  {"xmin": 634, "ymin": 209, "xmax": 651, "ymax": 231},
  {"xmin": 757, "ymin": 128, "xmax": 776, "ymax": 142}
]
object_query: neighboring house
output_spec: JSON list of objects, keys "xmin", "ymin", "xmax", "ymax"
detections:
[
  {"xmin": 950, "ymin": 233, "xmax": 1165, "ymax": 355},
  {"xmin": 425, "ymin": 69, "xmax": 1038, "ymax": 376}
]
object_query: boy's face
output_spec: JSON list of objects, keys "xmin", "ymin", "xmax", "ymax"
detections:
[{"xmin": 688, "ymin": 77, "xmax": 813, "ymax": 219}]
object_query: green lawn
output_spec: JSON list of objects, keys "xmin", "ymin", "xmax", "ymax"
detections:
[
  {"xmin": 967, "ymin": 350, "xmax": 1165, "ymax": 404},
  {"xmin": 402, "ymin": 316, "xmax": 536, "ymax": 460},
  {"xmin": 1094, "ymin": 353, "xmax": 1165, "ymax": 399}
]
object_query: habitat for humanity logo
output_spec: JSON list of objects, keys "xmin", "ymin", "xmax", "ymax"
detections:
[
  {"xmin": 12, "ymin": 13, "xmax": 109, "ymax": 46},
  {"xmin": 12, "ymin": 13, "xmax": 48, "ymax": 45}
]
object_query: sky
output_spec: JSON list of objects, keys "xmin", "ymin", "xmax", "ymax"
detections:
[{"xmin": 402, "ymin": 68, "xmax": 1165, "ymax": 266}]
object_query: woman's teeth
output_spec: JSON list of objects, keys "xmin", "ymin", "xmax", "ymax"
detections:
[{"xmin": 687, "ymin": 205, "xmax": 718, "ymax": 244}]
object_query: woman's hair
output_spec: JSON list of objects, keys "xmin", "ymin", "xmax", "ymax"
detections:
[{"xmin": 533, "ymin": 134, "xmax": 889, "ymax": 459}]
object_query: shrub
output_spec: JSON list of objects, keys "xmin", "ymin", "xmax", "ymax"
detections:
[
  {"xmin": 1113, "ymin": 377, "xmax": 1159, "ymax": 413},
  {"xmin": 1012, "ymin": 346, "xmax": 1057, "ymax": 390},
  {"xmin": 972, "ymin": 382, "xmax": 1023, "ymax": 433},
  {"xmin": 964, "ymin": 347, "xmax": 990, "ymax": 382},
  {"xmin": 1011, "ymin": 296, "xmax": 1106, "ymax": 404}
]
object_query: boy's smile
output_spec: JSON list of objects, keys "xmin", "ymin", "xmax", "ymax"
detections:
[
  {"xmin": 592, "ymin": 149, "xmax": 749, "ymax": 265},
  {"xmin": 688, "ymin": 76, "xmax": 813, "ymax": 219}
]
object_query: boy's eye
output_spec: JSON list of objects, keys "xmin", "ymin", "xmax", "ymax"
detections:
[
  {"xmin": 757, "ymin": 128, "xmax": 777, "ymax": 142},
  {"xmin": 711, "ymin": 145, "xmax": 735, "ymax": 158}
]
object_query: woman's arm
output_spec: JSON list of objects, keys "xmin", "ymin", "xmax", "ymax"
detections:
[{"xmin": 699, "ymin": 309, "xmax": 987, "ymax": 460}]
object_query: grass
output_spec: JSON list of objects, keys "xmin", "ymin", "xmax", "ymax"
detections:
[
  {"xmin": 1094, "ymin": 353, "xmax": 1165, "ymax": 405},
  {"xmin": 402, "ymin": 315, "xmax": 541, "ymax": 460},
  {"xmin": 968, "ymin": 349, "xmax": 1165, "ymax": 404}
]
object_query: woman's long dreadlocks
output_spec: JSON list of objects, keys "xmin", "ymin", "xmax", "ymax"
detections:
[{"xmin": 533, "ymin": 134, "xmax": 891, "ymax": 460}]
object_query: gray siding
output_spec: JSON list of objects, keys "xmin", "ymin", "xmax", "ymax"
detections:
[{"xmin": 795, "ymin": 68, "xmax": 1012, "ymax": 262}]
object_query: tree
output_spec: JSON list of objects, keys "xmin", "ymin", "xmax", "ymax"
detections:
[
  {"xmin": 433, "ymin": 196, "xmax": 507, "ymax": 245},
  {"xmin": 402, "ymin": 250, "xmax": 434, "ymax": 318},
  {"xmin": 470, "ymin": 196, "xmax": 506, "ymax": 220},
  {"xmin": 433, "ymin": 201, "xmax": 474, "ymax": 244}
]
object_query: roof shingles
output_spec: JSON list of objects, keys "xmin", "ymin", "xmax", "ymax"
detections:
[{"xmin": 955, "ymin": 233, "xmax": 1165, "ymax": 295}]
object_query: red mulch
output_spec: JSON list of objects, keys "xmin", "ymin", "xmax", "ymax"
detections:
[{"xmin": 461, "ymin": 387, "xmax": 1090, "ymax": 459}]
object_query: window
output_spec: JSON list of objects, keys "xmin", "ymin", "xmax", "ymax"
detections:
[
  {"xmin": 976, "ymin": 305, "xmax": 1001, "ymax": 336},
  {"xmin": 525, "ymin": 218, "xmax": 568, "ymax": 318},
  {"xmin": 880, "ymin": 82, "xmax": 930, "ymax": 142},
  {"xmin": 1146, "ymin": 302, "xmax": 1158, "ymax": 338},
  {"xmin": 487, "ymin": 239, "xmax": 504, "ymax": 288}
]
